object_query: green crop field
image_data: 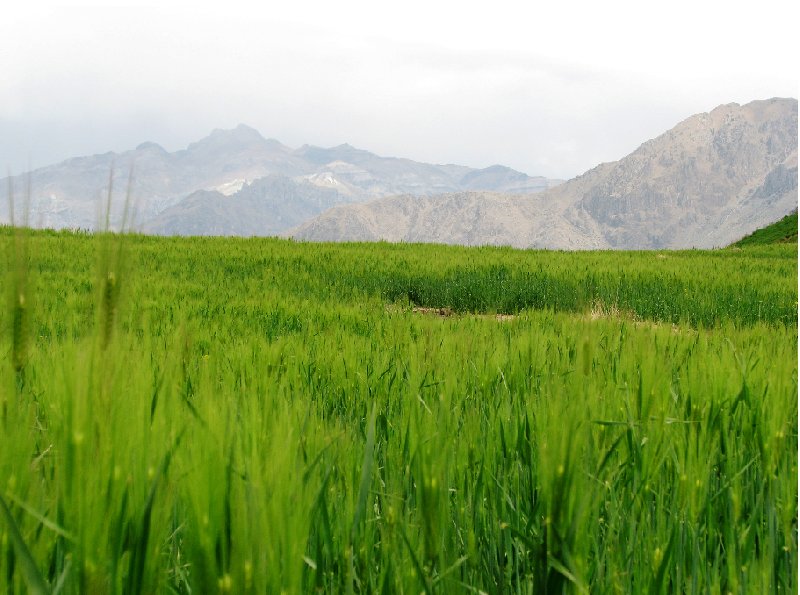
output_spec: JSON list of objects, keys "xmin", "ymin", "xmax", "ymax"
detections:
[{"xmin": 0, "ymin": 228, "xmax": 797, "ymax": 594}]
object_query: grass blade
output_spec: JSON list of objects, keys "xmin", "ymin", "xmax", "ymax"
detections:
[{"xmin": 0, "ymin": 493, "xmax": 49, "ymax": 595}]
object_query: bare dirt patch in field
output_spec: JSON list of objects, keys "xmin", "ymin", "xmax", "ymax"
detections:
[
  {"xmin": 385, "ymin": 304, "xmax": 515, "ymax": 322},
  {"xmin": 411, "ymin": 306, "xmax": 515, "ymax": 322},
  {"xmin": 412, "ymin": 306, "xmax": 455, "ymax": 317},
  {"xmin": 586, "ymin": 300, "xmax": 689, "ymax": 334}
]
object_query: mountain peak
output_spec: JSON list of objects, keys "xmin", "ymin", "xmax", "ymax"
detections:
[
  {"xmin": 186, "ymin": 124, "xmax": 290, "ymax": 155},
  {"xmin": 208, "ymin": 123, "xmax": 265, "ymax": 142},
  {"xmin": 292, "ymin": 142, "xmax": 373, "ymax": 165},
  {"xmin": 711, "ymin": 102, "xmax": 741, "ymax": 112},
  {"xmin": 235, "ymin": 123, "xmax": 261, "ymax": 135},
  {"xmin": 480, "ymin": 164, "xmax": 514, "ymax": 173},
  {"xmin": 135, "ymin": 141, "xmax": 167, "ymax": 153}
]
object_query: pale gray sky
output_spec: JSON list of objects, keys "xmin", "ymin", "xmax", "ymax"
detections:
[{"xmin": 1, "ymin": 1, "xmax": 797, "ymax": 179}]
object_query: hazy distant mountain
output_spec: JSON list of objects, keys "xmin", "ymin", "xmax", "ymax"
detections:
[
  {"xmin": 291, "ymin": 144, "xmax": 558, "ymax": 197},
  {"xmin": 0, "ymin": 125, "xmax": 560, "ymax": 233},
  {"xmin": 286, "ymin": 191, "xmax": 585, "ymax": 247},
  {"xmin": 142, "ymin": 175, "xmax": 347, "ymax": 236},
  {"xmin": 291, "ymin": 98, "xmax": 798, "ymax": 249},
  {"xmin": 0, "ymin": 125, "xmax": 307, "ymax": 230},
  {"xmin": 286, "ymin": 191, "xmax": 595, "ymax": 249}
]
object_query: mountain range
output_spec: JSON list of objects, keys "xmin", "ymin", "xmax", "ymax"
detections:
[
  {"xmin": 1, "ymin": 97, "xmax": 796, "ymax": 249},
  {"xmin": 0, "ymin": 125, "xmax": 560, "ymax": 234},
  {"xmin": 291, "ymin": 98, "xmax": 798, "ymax": 249}
]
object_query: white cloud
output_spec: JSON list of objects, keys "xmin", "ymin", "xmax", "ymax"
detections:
[{"xmin": 0, "ymin": 1, "xmax": 797, "ymax": 178}]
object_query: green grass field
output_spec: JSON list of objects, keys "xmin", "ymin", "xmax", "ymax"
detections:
[
  {"xmin": 733, "ymin": 211, "xmax": 798, "ymax": 247},
  {"xmin": 0, "ymin": 228, "xmax": 797, "ymax": 594}
]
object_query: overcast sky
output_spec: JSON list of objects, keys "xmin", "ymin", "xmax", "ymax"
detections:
[{"xmin": 1, "ymin": 1, "xmax": 797, "ymax": 180}]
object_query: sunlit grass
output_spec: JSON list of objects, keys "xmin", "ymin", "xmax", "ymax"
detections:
[{"xmin": 0, "ymin": 228, "xmax": 796, "ymax": 593}]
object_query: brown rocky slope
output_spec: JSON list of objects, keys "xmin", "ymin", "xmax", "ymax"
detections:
[{"xmin": 290, "ymin": 98, "xmax": 797, "ymax": 249}]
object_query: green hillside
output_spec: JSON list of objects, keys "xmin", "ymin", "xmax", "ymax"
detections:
[
  {"xmin": 0, "ymin": 229, "xmax": 796, "ymax": 593},
  {"xmin": 733, "ymin": 211, "xmax": 798, "ymax": 246}
]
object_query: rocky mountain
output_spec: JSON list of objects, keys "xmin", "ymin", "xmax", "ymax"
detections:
[
  {"xmin": 0, "ymin": 126, "xmax": 305, "ymax": 230},
  {"xmin": 142, "ymin": 175, "xmax": 348, "ymax": 236},
  {"xmin": 291, "ymin": 98, "xmax": 798, "ymax": 249},
  {"xmin": 0, "ymin": 125, "xmax": 560, "ymax": 233},
  {"xmin": 287, "ymin": 191, "xmax": 593, "ymax": 249}
]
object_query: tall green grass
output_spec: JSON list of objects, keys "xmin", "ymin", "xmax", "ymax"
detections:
[
  {"xmin": 732, "ymin": 211, "xmax": 798, "ymax": 247},
  {"xmin": 0, "ymin": 229, "xmax": 796, "ymax": 593}
]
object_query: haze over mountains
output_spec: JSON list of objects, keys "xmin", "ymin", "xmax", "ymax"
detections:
[
  {"xmin": 292, "ymin": 98, "xmax": 798, "ymax": 249},
  {"xmin": 0, "ymin": 125, "xmax": 560, "ymax": 234},
  {"xmin": 1, "ymin": 98, "xmax": 796, "ymax": 249}
]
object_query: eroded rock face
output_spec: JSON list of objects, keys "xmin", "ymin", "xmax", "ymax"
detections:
[
  {"xmin": 566, "ymin": 98, "xmax": 798, "ymax": 248},
  {"xmin": 292, "ymin": 98, "xmax": 798, "ymax": 249}
]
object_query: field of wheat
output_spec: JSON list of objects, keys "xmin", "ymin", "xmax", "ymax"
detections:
[{"xmin": 0, "ymin": 228, "xmax": 796, "ymax": 593}]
